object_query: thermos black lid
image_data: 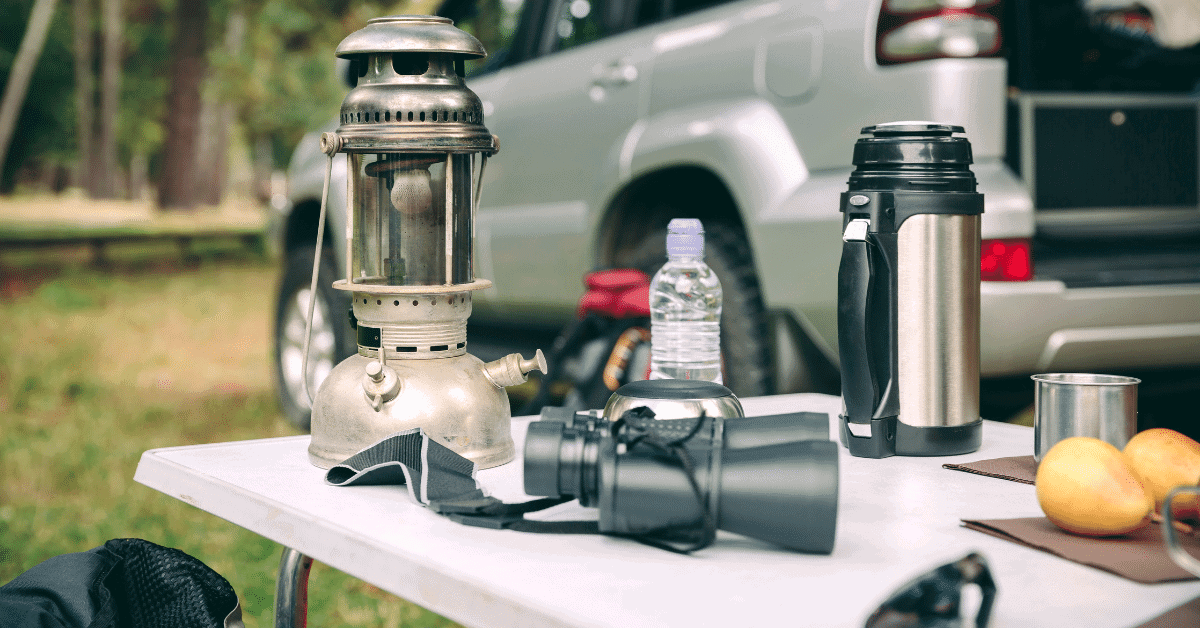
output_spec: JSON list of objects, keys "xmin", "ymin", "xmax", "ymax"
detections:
[
  {"xmin": 860, "ymin": 122, "xmax": 963, "ymax": 136},
  {"xmin": 852, "ymin": 121, "xmax": 973, "ymax": 167},
  {"xmin": 848, "ymin": 121, "xmax": 977, "ymax": 193}
]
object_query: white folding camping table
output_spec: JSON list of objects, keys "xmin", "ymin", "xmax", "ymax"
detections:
[{"xmin": 134, "ymin": 393, "xmax": 1200, "ymax": 627}]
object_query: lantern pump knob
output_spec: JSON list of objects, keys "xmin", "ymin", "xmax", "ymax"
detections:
[
  {"xmin": 366, "ymin": 361, "xmax": 384, "ymax": 382},
  {"xmin": 363, "ymin": 361, "xmax": 401, "ymax": 407},
  {"xmin": 483, "ymin": 349, "xmax": 547, "ymax": 388}
]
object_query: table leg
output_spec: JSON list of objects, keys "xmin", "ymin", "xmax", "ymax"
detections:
[{"xmin": 275, "ymin": 547, "xmax": 313, "ymax": 628}]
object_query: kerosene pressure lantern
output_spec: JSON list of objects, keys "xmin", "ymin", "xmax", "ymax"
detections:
[{"xmin": 303, "ymin": 15, "xmax": 545, "ymax": 470}]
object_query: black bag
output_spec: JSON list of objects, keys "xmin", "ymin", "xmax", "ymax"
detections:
[
  {"xmin": 0, "ymin": 538, "xmax": 241, "ymax": 628},
  {"xmin": 521, "ymin": 268, "xmax": 651, "ymax": 414}
]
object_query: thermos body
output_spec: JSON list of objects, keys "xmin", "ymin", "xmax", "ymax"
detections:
[
  {"xmin": 896, "ymin": 213, "xmax": 981, "ymax": 430},
  {"xmin": 837, "ymin": 123, "xmax": 984, "ymax": 459}
]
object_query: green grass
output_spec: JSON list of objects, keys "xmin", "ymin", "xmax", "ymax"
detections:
[
  {"xmin": 0, "ymin": 222, "xmax": 265, "ymax": 241},
  {"xmin": 0, "ymin": 250, "xmax": 460, "ymax": 628}
]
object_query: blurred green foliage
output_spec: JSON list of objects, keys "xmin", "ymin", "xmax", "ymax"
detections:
[{"xmin": 0, "ymin": 0, "xmax": 410, "ymax": 190}]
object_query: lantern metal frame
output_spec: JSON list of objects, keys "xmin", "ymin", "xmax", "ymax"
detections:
[{"xmin": 301, "ymin": 16, "xmax": 543, "ymax": 470}]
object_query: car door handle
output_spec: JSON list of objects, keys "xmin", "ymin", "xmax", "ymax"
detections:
[{"xmin": 592, "ymin": 60, "xmax": 638, "ymax": 88}]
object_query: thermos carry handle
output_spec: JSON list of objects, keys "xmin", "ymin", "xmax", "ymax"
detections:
[
  {"xmin": 837, "ymin": 219, "xmax": 898, "ymax": 458},
  {"xmin": 837, "ymin": 224, "xmax": 875, "ymax": 418}
]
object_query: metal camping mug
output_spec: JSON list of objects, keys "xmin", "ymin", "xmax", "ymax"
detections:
[{"xmin": 1031, "ymin": 373, "xmax": 1139, "ymax": 462}]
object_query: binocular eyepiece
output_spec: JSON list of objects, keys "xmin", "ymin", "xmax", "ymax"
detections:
[{"xmin": 523, "ymin": 407, "xmax": 840, "ymax": 553}]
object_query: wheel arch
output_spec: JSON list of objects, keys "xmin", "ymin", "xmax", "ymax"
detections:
[
  {"xmin": 284, "ymin": 199, "xmax": 339, "ymax": 253},
  {"xmin": 592, "ymin": 97, "xmax": 815, "ymax": 339},
  {"xmin": 595, "ymin": 165, "xmax": 750, "ymax": 268}
]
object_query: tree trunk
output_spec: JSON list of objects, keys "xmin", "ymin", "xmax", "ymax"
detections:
[
  {"xmin": 195, "ymin": 11, "xmax": 245, "ymax": 206},
  {"xmin": 195, "ymin": 89, "xmax": 218, "ymax": 203},
  {"xmin": 0, "ymin": 0, "xmax": 59, "ymax": 184},
  {"xmin": 95, "ymin": 0, "xmax": 121, "ymax": 198},
  {"xmin": 157, "ymin": 0, "xmax": 209, "ymax": 210},
  {"xmin": 73, "ymin": 0, "xmax": 95, "ymax": 194},
  {"xmin": 128, "ymin": 151, "xmax": 147, "ymax": 200}
]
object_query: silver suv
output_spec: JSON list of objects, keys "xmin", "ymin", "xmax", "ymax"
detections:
[{"xmin": 275, "ymin": 0, "xmax": 1200, "ymax": 428}]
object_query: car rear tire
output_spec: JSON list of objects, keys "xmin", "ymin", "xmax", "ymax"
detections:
[
  {"xmin": 273, "ymin": 247, "xmax": 355, "ymax": 430},
  {"xmin": 616, "ymin": 222, "xmax": 774, "ymax": 397}
]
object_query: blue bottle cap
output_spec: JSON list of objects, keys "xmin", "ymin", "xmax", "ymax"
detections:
[{"xmin": 666, "ymin": 218, "xmax": 704, "ymax": 256}]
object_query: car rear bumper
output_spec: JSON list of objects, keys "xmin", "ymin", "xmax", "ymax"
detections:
[{"xmin": 981, "ymin": 280, "xmax": 1200, "ymax": 376}]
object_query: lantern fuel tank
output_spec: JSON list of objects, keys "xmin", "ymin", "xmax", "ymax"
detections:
[{"xmin": 837, "ymin": 122, "xmax": 983, "ymax": 458}]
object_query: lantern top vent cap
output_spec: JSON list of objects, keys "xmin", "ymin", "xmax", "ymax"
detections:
[{"xmin": 335, "ymin": 15, "xmax": 486, "ymax": 59}]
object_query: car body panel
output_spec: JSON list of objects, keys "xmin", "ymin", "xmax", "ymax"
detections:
[
  {"xmin": 278, "ymin": 0, "xmax": 1200, "ymax": 393},
  {"xmin": 981, "ymin": 281, "xmax": 1200, "ymax": 375},
  {"xmin": 627, "ymin": 98, "xmax": 807, "ymax": 230},
  {"xmin": 468, "ymin": 24, "xmax": 656, "ymax": 322}
]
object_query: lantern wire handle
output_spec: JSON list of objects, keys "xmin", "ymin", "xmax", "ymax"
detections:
[
  {"xmin": 474, "ymin": 154, "xmax": 488, "ymax": 209},
  {"xmin": 301, "ymin": 149, "xmax": 335, "ymax": 407}
]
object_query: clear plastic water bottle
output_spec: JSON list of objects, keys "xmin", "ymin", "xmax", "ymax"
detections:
[{"xmin": 649, "ymin": 218, "xmax": 723, "ymax": 383}]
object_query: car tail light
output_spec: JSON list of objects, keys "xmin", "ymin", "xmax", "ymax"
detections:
[
  {"xmin": 877, "ymin": 0, "xmax": 1002, "ymax": 65},
  {"xmin": 980, "ymin": 238, "xmax": 1033, "ymax": 281}
]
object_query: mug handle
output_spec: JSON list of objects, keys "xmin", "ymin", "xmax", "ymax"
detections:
[{"xmin": 1163, "ymin": 486, "xmax": 1200, "ymax": 577}]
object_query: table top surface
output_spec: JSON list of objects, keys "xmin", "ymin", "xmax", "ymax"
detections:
[{"xmin": 134, "ymin": 393, "xmax": 1199, "ymax": 628}]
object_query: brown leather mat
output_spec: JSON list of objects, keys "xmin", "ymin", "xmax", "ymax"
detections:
[
  {"xmin": 944, "ymin": 455, "xmax": 1037, "ymax": 484},
  {"xmin": 963, "ymin": 517, "xmax": 1200, "ymax": 584}
]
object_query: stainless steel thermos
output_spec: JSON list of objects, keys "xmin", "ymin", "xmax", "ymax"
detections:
[{"xmin": 837, "ymin": 122, "xmax": 983, "ymax": 458}]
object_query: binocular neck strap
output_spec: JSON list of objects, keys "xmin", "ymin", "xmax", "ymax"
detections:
[
  {"xmin": 323, "ymin": 422, "xmax": 721, "ymax": 554},
  {"xmin": 428, "ymin": 496, "xmax": 600, "ymax": 535},
  {"xmin": 610, "ymin": 410, "xmax": 720, "ymax": 553}
]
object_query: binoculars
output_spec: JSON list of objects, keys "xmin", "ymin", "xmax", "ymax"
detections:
[{"xmin": 523, "ymin": 382, "xmax": 840, "ymax": 553}]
